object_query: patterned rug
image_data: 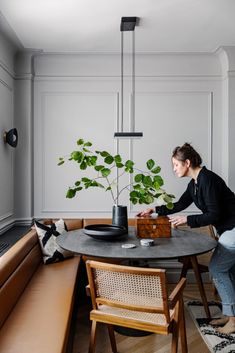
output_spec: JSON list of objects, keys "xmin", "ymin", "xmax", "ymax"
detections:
[{"xmin": 187, "ymin": 301, "xmax": 235, "ymax": 353}]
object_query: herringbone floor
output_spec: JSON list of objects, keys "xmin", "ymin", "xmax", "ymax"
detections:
[{"xmin": 72, "ymin": 282, "xmax": 217, "ymax": 353}]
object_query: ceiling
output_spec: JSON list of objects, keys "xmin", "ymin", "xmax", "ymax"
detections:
[{"xmin": 0, "ymin": 0, "xmax": 235, "ymax": 53}]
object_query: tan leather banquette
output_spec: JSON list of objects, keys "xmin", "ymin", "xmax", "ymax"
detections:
[{"xmin": 0, "ymin": 219, "xmax": 83, "ymax": 353}]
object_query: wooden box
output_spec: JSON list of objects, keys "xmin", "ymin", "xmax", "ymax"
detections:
[{"xmin": 136, "ymin": 216, "xmax": 171, "ymax": 238}]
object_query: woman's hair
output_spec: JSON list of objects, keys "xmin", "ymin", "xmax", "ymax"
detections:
[{"xmin": 172, "ymin": 143, "xmax": 202, "ymax": 168}]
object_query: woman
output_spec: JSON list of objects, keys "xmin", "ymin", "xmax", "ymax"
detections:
[{"xmin": 138, "ymin": 143, "xmax": 235, "ymax": 334}]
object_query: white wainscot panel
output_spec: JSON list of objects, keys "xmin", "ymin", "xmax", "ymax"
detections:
[
  {"xmin": 131, "ymin": 91, "xmax": 212, "ymax": 214},
  {"xmin": 39, "ymin": 92, "xmax": 119, "ymax": 215},
  {"xmin": 0, "ymin": 80, "xmax": 14, "ymax": 223}
]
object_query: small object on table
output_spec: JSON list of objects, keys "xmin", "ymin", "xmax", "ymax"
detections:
[
  {"xmin": 140, "ymin": 238, "xmax": 154, "ymax": 247},
  {"xmin": 136, "ymin": 216, "xmax": 171, "ymax": 238},
  {"xmin": 121, "ymin": 243, "xmax": 136, "ymax": 249}
]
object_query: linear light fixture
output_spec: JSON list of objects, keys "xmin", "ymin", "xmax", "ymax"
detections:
[{"xmin": 114, "ymin": 17, "xmax": 143, "ymax": 139}]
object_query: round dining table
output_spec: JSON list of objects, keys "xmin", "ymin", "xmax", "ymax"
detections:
[{"xmin": 57, "ymin": 226, "xmax": 217, "ymax": 318}]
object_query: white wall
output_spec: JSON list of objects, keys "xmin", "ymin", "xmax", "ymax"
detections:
[{"xmin": 33, "ymin": 52, "xmax": 223, "ymax": 219}]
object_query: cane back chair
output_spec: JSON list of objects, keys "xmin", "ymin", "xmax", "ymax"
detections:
[{"xmin": 86, "ymin": 260, "xmax": 187, "ymax": 353}]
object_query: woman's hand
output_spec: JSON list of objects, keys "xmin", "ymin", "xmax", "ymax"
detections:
[
  {"xmin": 168, "ymin": 215, "xmax": 187, "ymax": 227},
  {"xmin": 136, "ymin": 208, "xmax": 154, "ymax": 217}
]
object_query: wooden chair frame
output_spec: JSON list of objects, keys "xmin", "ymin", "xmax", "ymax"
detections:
[
  {"xmin": 86, "ymin": 260, "xmax": 187, "ymax": 353},
  {"xmin": 178, "ymin": 225, "xmax": 218, "ymax": 309}
]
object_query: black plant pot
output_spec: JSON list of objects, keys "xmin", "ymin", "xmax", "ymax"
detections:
[{"xmin": 112, "ymin": 205, "xmax": 128, "ymax": 230}]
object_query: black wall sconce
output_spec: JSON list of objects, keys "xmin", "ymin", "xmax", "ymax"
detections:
[{"xmin": 3, "ymin": 128, "xmax": 18, "ymax": 148}]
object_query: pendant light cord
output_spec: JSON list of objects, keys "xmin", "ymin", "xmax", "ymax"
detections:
[{"xmin": 121, "ymin": 31, "xmax": 124, "ymax": 133}]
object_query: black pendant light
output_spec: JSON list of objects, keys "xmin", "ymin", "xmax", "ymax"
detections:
[{"xmin": 114, "ymin": 17, "xmax": 143, "ymax": 139}]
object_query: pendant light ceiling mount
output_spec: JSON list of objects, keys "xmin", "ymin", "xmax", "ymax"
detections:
[{"xmin": 114, "ymin": 17, "xmax": 143, "ymax": 139}]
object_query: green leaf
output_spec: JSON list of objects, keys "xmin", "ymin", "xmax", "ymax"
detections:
[
  {"xmin": 100, "ymin": 151, "xmax": 110, "ymax": 157},
  {"xmin": 139, "ymin": 188, "xmax": 146, "ymax": 195},
  {"xmin": 153, "ymin": 175, "xmax": 164, "ymax": 187},
  {"xmin": 130, "ymin": 198, "xmax": 138, "ymax": 205},
  {"xmin": 168, "ymin": 194, "xmax": 175, "ymax": 199},
  {"xmin": 104, "ymin": 155, "xmax": 114, "ymax": 164},
  {"xmin": 106, "ymin": 186, "xmax": 112, "ymax": 191},
  {"xmin": 125, "ymin": 160, "xmax": 134, "ymax": 168},
  {"xmin": 116, "ymin": 162, "xmax": 124, "ymax": 168},
  {"xmin": 96, "ymin": 182, "xmax": 105, "ymax": 188},
  {"xmin": 145, "ymin": 195, "xmax": 154, "ymax": 204},
  {"xmin": 101, "ymin": 168, "xmax": 111, "ymax": 177},
  {"xmin": 166, "ymin": 202, "xmax": 174, "ymax": 210},
  {"xmin": 151, "ymin": 166, "xmax": 161, "ymax": 174},
  {"xmin": 81, "ymin": 177, "xmax": 90, "ymax": 182},
  {"xmin": 134, "ymin": 174, "xmax": 143, "ymax": 182},
  {"xmin": 147, "ymin": 159, "xmax": 155, "ymax": 170},
  {"xmin": 80, "ymin": 161, "xmax": 87, "ymax": 170},
  {"xmin": 154, "ymin": 192, "xmax": 164, "ymax": 198},
  {"xmin": 143, "ymin": 175, "xmax": 152, "ymax": 187},
  {"xmin": 75, "ymin": 181, "xmax": 81, "ymax": 186},
  {"xmin": 71, "ymin": 151, "xmax": 83, "ymax": 162},
  {"xmin": 153, "ymin": 181, "xmax": 160, "ymax": 190},
  {"xmin": 90, "ymin": 156, "xmax": 97, "ymax": 165},
  {"xmin": 125, "ymin": 167, "xmax": 133, "ymax": 173},
  {"xmin": 57, "ymin": 161, "xmax": 64, "ymax": 166},
  {"xmin": 130, "ymin": 190, "xmax": 138, "ymax": 198},
  {"xmin": 83, "ymin": 148, "xmax": 91, "ymax": 153},
  {"xmin": 114, "ymin": 154, "xmax": 122, "ymax": 163},
  {"xmin": 84, "ymin": 141, "xmax": 92, "ymax": 147},
  {"xmin": 95, "ymin": 165, "xmax": 104, "ymax": 171},
  {"xmin": 66, "ymin": 188, "xmax": 76, "ymax": 198},
  {"xmin": 133, "ymin": 184, "xmax": 141, "ymax": 190},
  {"xmin": 77, "ymin": 139, "xmax": 84, "ymax": 145},
  {"xmin": 75, "ymin": 186, "xmax": 83, "ymax": 192}
]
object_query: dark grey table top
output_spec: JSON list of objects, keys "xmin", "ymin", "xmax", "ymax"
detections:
[{"xmin": 57, "ymin": 227, "xmax": 217, "ymax": 260}]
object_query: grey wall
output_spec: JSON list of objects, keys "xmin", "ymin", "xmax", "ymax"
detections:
[{"xmin": 0, "ymin": 30, "xmax": 17, "ymax": 233}]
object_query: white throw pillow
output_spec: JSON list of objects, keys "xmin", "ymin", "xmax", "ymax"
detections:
[{"xmin": 35, "ymin": 218, "xmax": 73, "ymax": 264}]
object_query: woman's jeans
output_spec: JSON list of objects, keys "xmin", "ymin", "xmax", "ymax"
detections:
[{"xmin": 209, "ymin": 228, "xmax": 235, "ymax": 316}]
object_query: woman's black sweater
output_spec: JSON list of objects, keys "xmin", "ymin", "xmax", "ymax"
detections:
[{"xmin": 156, "ymin": 166, "xmax": 235, "ymax": 235}]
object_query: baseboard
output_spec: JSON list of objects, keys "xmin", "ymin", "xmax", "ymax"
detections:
[
  {"xmin": 0, "ymin": 221, "xmax": 15, "ymax": 235},
  {"xmin": 14, "ymin": 218, "xmax": 33, "ymax": 226},
  {"xmin": 0, "ymin": 218, "xmax": 33, "ymax": 235}
]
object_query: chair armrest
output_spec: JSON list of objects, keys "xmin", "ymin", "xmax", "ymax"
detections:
[{"xmin": 168, "ymin": 278, "xmax": 186, "ymax": 309}]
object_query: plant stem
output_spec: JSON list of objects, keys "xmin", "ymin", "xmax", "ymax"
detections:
[{"xmin": 105, "ymin": 177, "xmax": 115, "ymax": 203}]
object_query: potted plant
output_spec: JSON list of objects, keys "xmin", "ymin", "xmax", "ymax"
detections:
[{"xmin": 58, "ymin": 138, "xmax": 175, "ymax": 230}]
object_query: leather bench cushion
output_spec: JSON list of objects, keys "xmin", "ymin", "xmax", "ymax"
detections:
[
  {"xmin": 43, "ymin": 219, "xmax": 83, "ymax": 231},
  {"xmin": 0, "ymin": 230, "xmax": 39, "ymax": 287},
  {"xmin": 83, "ymin": 218, "xmax": 137, "ymax": 227},
  {"xmin": 0, "ymin": 244, "xmax": 42, "ymax": 329},
  {"xmin": 0, "ymin": 231, "xmax": 42, "ymax": 328},
  {"xmin": 0, "ymin": 256, "xmax": 80, "ymax": 353}
]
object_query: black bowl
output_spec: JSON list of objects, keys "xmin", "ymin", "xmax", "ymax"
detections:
[{"xmin": 83, "ymin": 224, "xmax": 127, "ymax": 241}]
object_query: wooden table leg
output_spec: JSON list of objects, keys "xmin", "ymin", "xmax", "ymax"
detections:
[
  {"xmin": 190, "ymin": 256, "xmax": 211, "ymax": 319},
  {"xmin": 179, "ymin": 257, "xmax": 190, "ymax": 279}
]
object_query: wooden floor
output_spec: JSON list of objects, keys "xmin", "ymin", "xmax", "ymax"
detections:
[{"xmin": 72, "ymin": 282, "xmax": 218, "ymax": 353}]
